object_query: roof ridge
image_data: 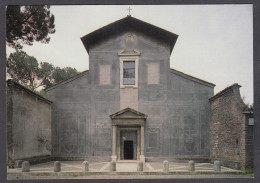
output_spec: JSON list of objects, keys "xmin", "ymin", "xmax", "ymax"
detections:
[
  {"xmin": 81, "ymin": 16, "xmax": 178, "ymax": 54},
  {"xmin": 45, "ymin": 70, "xmax": 89, "ymax": 91},
  {"xmin": 209, "ymin": 83, "xmax": 241, "ymax": 101},
  {"xmin": 170, "ymin": 68, "xmax": 215, "ymax": 87},
  {"xmin": 7, "ymin": 79, "xmax": 52, "ymax": 104}
]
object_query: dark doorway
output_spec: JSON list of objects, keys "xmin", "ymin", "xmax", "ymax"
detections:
[
  {"xmin": 124, "ymin": 140, "xmax": 134, "ymax": 160},
  {"xmin": 120, "ymin": 130, "xmax": 137, "ymax": 160}
]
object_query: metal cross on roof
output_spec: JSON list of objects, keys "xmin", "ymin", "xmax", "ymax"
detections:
[{"xmin": 127, "ymin": 7, "xmax": 132, "ymax": 16}]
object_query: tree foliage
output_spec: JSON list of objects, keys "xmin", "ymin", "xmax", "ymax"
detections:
[
  {"xmin": 241, "ymin": 96, "xmax": 254, "ymax": 112},
  {"xmin": 6, "ymin": 5, "xmax": 55, "ymax": 50},
  {"xmin": 7, "ymin": 51, "xmax": 40, "ymax": 90},
  {"xmin": 52, "ymin": 67, "xmax": 79, "ymax": 83},
  {"xmin": 7, "ymin": 51, "xmax": 79, "ymax": 91}
]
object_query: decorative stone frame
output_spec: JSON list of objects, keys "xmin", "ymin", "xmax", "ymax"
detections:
[
  {"xmin": 110, "ymin": 108, "xmax": 147, "ymax": 162},
  {"xmin": 117, "ymin": 127, "xmax": 140, "ymax": 160},
  {"xmin": 119, "ymin": 57, "xmax": 139, "ymax": 89}
]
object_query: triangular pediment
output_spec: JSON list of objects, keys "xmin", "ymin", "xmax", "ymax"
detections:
[
  {"xmin": 81, "ymin": 16, "xmax": 178, "ymax": 54},
  {"xmin": 110, "ymin": 107, "xmax": 147, "ymax": 119}
]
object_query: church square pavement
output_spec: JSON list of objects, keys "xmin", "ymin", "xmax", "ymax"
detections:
[{"xmin": 7, "ymin": 161, "xmax": 253, "ymax": 179}]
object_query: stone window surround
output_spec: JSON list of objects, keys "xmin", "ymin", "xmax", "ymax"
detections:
[{"xmin": 120, "ymin": 56, "xmax": 139, "ymax": 89}]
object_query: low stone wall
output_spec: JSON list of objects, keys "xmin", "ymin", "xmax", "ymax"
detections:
[
  {"xmin": 209, "ymin": 84, "xmax": 253, "ymax": 170},
  {"xmin": 7, "ymin": 79, "xmax": 52, "ymax": 167}
]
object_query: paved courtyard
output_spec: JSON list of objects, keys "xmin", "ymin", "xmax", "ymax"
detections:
[
  {"xmin": 8, "ymin": 161, "xmax": 242, "ymax": 172},
  {"xmin": 7, "ymin": 161, "xmax": 253, "ymax": 179}
]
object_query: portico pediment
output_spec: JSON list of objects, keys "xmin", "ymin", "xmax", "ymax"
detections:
[
  {"xmin": 110, "ymin": 107, "xmax": 147, "ymax": 119},
  {"xmin": 110, "ymin": 107, "xmax": 147, "ymax": 126}
]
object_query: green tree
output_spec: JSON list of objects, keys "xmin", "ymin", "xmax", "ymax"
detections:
[
  {"xmin": 6, "ymin": 5, "xmax": 55, "ymax": 50},
  {"xmin": 7, "ymin": 51, "xmax": 79, "ymax": 91},
  {"xmin": 7, "ymin": 51, "xmax": 40, "ymax": 90},
  {"xmin": 241, "ymin": 96, "xmax": 254, "ymax": 111},
  {"xmin": 52, "ymin": 67, "xmax": 79, "ymax": 83},
  {"xmin": 38, "ymin": 62, "xmax": 55, "ymax": 88}
]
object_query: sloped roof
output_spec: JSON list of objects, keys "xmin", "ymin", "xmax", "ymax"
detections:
[
  {"xmin": 170, "ymin": 68, "xmax": 215, "ymax": 88},
  {"xmin": 7, "ymin": 79, "xmax": 52, "ymax": 104},
  {"xmin": 45, "ymin": 70, "xmax": 89, "ymax": 91},
  {"xmin": 81, "ymin": 16, "xmax": 178, "ymax": 54},
  {"xmin": 110, "ymin": 107, "xmax": 147, "ymax": 119},
  {"xmin": 209, "ymin": 83, "xmax": 241, "ymax": 101}
]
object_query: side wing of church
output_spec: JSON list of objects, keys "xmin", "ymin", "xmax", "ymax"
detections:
[{"xmin": 45, "ymin": 16, "xmax": 215, "ymax": 162}]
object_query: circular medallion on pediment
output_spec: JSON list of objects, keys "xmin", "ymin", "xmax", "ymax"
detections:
[{"xmin": 121, "ymin": 33, "xmax": 137, "ymax": 50}]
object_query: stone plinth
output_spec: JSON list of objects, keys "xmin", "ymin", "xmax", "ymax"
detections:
[
  {"xmin": 163, "ymin": 160, "xmax": 169, "ymax": 172},
  {"xmin": 110, "ymin": 161, "xmax": 116, "ymax": 171},
  {"xmin": 137, "ymin": 161, "xmax": 143, "ymax": 171},
  {"xmin": 214, "ymin": 160, "xmax": 221, "ymax": 171},
  {"xmin": 83, "ymin": 161, "xmax": 89, "ymax": 172},
  {"xmin": 54, "ymin": 161, "xmax": 61, "ymax": 172},
  {"xmin": 14, "ymin": 160, "xmax": 23, "ymax": 168},
  {"xmin": 22, "ymin": 161, "xmax": 30, "ymax": 172},
  {"xmin": 188, "ymin": 160, "xmax": 195, "ymax": 171}
]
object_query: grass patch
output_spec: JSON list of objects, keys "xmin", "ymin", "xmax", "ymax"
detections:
[{"xmin": 245, "ymin": 169, "xmax": 253, "ymax": 177}]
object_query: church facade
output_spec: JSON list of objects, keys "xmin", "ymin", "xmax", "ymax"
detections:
[{"xmin": 45, "ymin": 16, "xmax": 215, "ymax": 162}]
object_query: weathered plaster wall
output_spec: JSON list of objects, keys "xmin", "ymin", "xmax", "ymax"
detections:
[
  {"xmin": 7, "ymin": 80, "xmax": 52, "ymax": 166},
  {"xmin": 139, "ymin": 68, "xmax": 214, "ymax": 159},
  {"xmin": 209, "ymin": 84, "xmax": 253, "ymax": 170},
  {"xmin": 46, "ymin": 73, "xmax": 105, "ymax": 158},
  {"xmin": 46, "ymin": 30, "xmax": 214, "ymax": 160}
]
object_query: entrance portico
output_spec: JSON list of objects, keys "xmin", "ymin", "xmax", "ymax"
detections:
[{"xmin": 110, "ymin": 107, "xmax": 147, "ymax": 162}]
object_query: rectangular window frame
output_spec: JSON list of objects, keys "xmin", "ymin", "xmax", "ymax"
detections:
[{"xmin": 120, "ymin": 57, "xmax": 139, "ymax": 88}]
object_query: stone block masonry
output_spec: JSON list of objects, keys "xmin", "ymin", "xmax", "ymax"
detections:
[{"xmin": 209, "ymin": 84, "xmax": 253, "ymax": 171}]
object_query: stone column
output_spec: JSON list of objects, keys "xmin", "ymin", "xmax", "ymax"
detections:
[
  {"xmin": 111, "ymin": 125, "xmax": 117, "ymax": 161},
  {"xmin": 140, "ymin": 125, "xmax": 145, "ymax": 162}
]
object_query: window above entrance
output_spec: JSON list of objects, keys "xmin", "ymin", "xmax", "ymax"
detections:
[
  {"xmin": 120, "ymin": 57, "xmax": 139, "ymax": 88},
  {"xmin": 123, "ymin": 61, "xmax": 135, "ymax": 85}
]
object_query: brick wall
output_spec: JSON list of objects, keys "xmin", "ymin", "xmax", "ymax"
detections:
[{"xmin": 209, "ymin": 84, "xmax": 253, "ymax": 170}]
